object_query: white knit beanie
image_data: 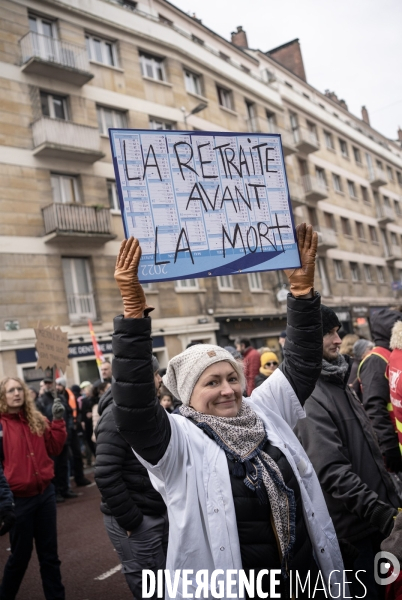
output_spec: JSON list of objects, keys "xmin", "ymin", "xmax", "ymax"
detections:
[{"xmin": 163, "ymin": 344, "xmax": 244, "ymax": 406}]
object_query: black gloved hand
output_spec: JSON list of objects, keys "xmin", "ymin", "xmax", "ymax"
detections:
[
  {"xmin": 0, "ymin": 510, "xmax": 16, "ymax": 536},
  {"xmin": 370, "ymin": 502, "xmax": 398, "ymax": 537},
  {"xmin": 383, "ymin": 449, "xmax": 402, "ymax": 473}
]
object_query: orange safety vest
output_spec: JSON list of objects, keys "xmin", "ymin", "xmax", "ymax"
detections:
[
  {"xmin": 66, "ymin": 388, "xmax": 78, "ymax": 424},
  {"xmin": 358, "ymin": 346, "xmax": 395, "ymax": 432}
]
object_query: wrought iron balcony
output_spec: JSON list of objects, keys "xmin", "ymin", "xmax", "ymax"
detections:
[
  {"xmin": 292, "ymin": 127, "xmax": 320, "ymax": 154},
  {"xmin": 67, "ymin": 293, "xmax": 97, "ymax": 323},
  {"xmin": 19, "ymin": 32, "xmax": 93, "ymax": 85},
  {"xmin": 301, "ymin": 175, "xmax": 328, "ymax": 202},
  {"xmin": 32, "ymin": 118, "xmax": 104, "ymax": 163},
  {"xmin": 42, "ymin": 203, "xmax": 116, "ymax": 244},
  {"xmin": 317, "ymin": 227, "xmax": 338, "ymax": 252}
]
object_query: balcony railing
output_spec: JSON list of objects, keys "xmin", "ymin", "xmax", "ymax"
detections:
[
  {"xmin": 317, "ymin": 227, "xmax": 338, "ymax": 251},
  {"xmin": 369, "ymin": 167, "xmax": 387, "ymax": 189},
  {"xmin": 275, "ymin": 126, "xmax": 297, "ymax": 156},
  {"xmin": 67, "ymin": 293, "xmax": 97, "ymax": 322},
  {"xmin": 301, "ymin": 175, "xmax": 328, "ymax": 202},
  {"xmin": 292, "ymin": 128, "xmax": 320, "ymax": 154},
  {"xmin": 32, "ymin": 117, "xmax": 104, "ymax": 163},
  {"xmin": 19, "ymin": 32, "xmax": 93, "ymax": 85},
  {"xmin": 42, "ymin": 203, "xmax": 115, "ymax": 243},
  {"xmin": 376, "ymin": 204, "xmax": 395, "ymax": 225},
  {"xmin": 288, "ymin": 180, "xmax": 305, "ymax": 207}
]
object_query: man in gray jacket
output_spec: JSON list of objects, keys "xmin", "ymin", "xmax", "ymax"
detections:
[{"xmin": 295, "ymin": 305, "xmax": 400, "ymax": 600}]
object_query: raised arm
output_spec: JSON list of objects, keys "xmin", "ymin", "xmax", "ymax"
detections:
[
  {"xmin": 280, "ymin": 224, "xmax": 322, "ymax": 404},
  {"xmin": 111, "ymin": 238, "xmax": 171, "ymax": 465}
]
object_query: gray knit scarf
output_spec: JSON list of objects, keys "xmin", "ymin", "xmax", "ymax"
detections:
[
  {"xmin": 179, "ymin": 401, "xmax": 296, "ymax": 577},
  {"xmin": 321, "ymin": 353, "xmax": 349, "ymax": 379}
]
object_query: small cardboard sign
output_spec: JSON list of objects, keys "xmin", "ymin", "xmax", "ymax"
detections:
[{"xmin": 34, "ymin": 323, "xmax": 70, "ymax": 372}]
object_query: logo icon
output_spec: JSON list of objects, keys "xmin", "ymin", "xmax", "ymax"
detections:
[{"xmin": 374, "ymin": 551, "xmax": 400, "ymax": 585}]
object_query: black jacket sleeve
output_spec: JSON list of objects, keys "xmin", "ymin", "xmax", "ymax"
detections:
[
  {"xmin": 112, "ymin": 316, "xmax": 171, "ymax": 465},
  {"xmin": 94, "ymin": 407, "xmax": 143, "ymax": 531},
  {"xmin": 279, "ymin": 292, "xmax": 323, "ymax": 405},
  {"xmin": 359, "ymin": 355, "xmax": 399, "ymax": 454},
  {"xmin": 0, "ymin": 462, "xmax": 14, "ymax": 513}
]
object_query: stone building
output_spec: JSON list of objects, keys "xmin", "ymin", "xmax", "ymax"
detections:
[{"xmin": 1, "ymin": 0, "xmax": 402, "ymax": 384}]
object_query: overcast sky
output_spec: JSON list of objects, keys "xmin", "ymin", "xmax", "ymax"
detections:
[{"xmin": 173, "ymin": 0, "xmax": 401, "ymax": 141}]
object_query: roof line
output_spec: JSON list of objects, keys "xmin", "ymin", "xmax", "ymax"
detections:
[{"xmin": 266, "ymin": 38, "xmax": 300, "ymax": 55}]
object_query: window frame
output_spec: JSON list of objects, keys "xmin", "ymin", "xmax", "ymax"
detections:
[
  {"xmin": 353, "ymin": 146, "xmax": 362, "ymax": 164},
  {"xmin": 369, "ymin": 226, "xmax": 379, "ymax": 244},
  {"xmin": 341, "ymin": 217, "xmax": 352, "ymax": 237},
  {"xmin": 62, "ymin": 257, "xmax": 96, "ymax": 322},
  {"xmin": 316, "ymin": 167, "xmax": 327, "ymax": 187},
  {"xmin": 364, "ymin": 264, "xmax": 373, "ymax": 283},
  {"xmin": 40, "ymin": 91, "xmax": 68, "ymax": 120},
  {"xmin": 149, "ymin": 118, "xmax": 174, "ymax": 130},
  {"xmin": 376, "ymin": 266, "xmax": 385, "ymax": 284},
  {"xmin": 361, "ymin": 186, "xmax": 370, "ymax": 205},
  {"xmin": 107, "ymin": 180, "xmax": 120, "ymax": 211},
  {"xmin": 85, "ymin": 33, "xmax": 118, "ymax": 67},
  {"xmin": 356, "ymin": 221, "xmax": 365, "ymax": 241},
  {"xmin": 248, "ymin": 272, "xmax": 263, "ymax": 292},
  {"xmin": 216, "ymin": 85, "xmax": 234, "ymax": 111},
  {"xmin": 139, "ymin": 51, "xmax": 166, "ymax": 82},
  {"xmin": 350, "ymin": 262, "xmax": 360, "ymax": 282},
  {"xmin": 386, "ymin": 165, "xmax": 394, "ymax": 181},
  {"xmin": 324, "ymin": 130, "xmax": 334, "ymax": 150},
  {"xmin": 332, "ymin": 173, "xmax": 343, "ymax": 193},
  {"xmin": 184, "ymin": 69, "xmax": 203, "ymax": 96},
  {"xmin": 339, "ymin": 138, "xmax": 349, "ymax": 158},
  {"xmin": 333, "ymin": 259, "xmax": 344, "ymax": 281},
  {"xmin": 347, "ymin": 180, "xmax": 357, "ymax": 199},
  {"xmin": 51, "ymin": 173, "xmax": 80, "ymax": 204},
  {"xmin": 96, "ymin": 105, "xmax": 128, "ymax": 135},
  {"xmin": 217, "ymin": 275, "xmax": 234, "ymax": 290},
  {"xmin": 176, "ymin": 279, "xmax": 199, "ymax": 290}
]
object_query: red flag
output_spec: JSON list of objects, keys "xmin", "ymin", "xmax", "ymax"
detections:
[{"xmin": 88, "ymin": 319, "xmax": 105, "ymax": 368}]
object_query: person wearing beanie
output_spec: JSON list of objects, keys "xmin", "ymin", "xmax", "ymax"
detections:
[
  {"xmin": 254, "ymin": 351, "xmax": 280, "ymax": 388},
  {"xmin": 358, "ymin": 308, "xmax": 402, "ymax": 473},
  {"xmin": 110, "ymin": 225, "xmax": 347, "ymax": 599},
  {"xmin": 295, "ymin": 304, "xmax": 400, "ymax": 599},
  {"xmin": 94, "ymin": 350, "xmax": 166, "ymax": 598}
]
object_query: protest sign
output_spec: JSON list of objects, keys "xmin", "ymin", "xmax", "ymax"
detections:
[
  {"xmin": 34, "ymin": 323, "xmax": 70, "ymax": 372},
  {"xmin": 109, "ymin": 129, "xmax": 300, "ymax": 283}
]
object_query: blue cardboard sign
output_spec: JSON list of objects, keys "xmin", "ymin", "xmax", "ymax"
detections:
[{"xmin": 109, "ymin": 129, "xmax": 300, "ymax": 282}]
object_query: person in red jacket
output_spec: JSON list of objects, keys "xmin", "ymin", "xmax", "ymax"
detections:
[
  {"xmin": 388, "ymin": 320, "xmax": 402, "ymax": 457},
  {"xmin": 235, "ymin": 337, "xmax": 261, "ymax": 396},
  {"xmin": 0, "ymin": 377, "xmax": 67, "ymax": 600}
]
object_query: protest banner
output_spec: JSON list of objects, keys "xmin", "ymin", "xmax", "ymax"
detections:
[
  {"xmin": 34, "ymin": 322, "xmax": 70, "ymax": 372},
  {"xmin": 109, "ymin": 129, "xmax": 300, "ymax": 283}
]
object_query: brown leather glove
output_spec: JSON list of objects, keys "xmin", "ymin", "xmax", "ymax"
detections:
[
  {"xmin": 114, "ymin": 237, "xmax": 154, "ymax": 319},
  {"xmin": 284, "ymin": 223, "xmax": 318, "ymax": 297}
]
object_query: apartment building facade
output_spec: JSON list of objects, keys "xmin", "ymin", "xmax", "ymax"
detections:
[{"xmin": 1, "ymin": 0, "xmax": 402, "ymax": 385}]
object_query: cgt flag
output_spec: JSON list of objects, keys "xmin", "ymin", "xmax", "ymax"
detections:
[{"xmin": 88, "ymin": 319, "xmax": 105, "ymax": 377}]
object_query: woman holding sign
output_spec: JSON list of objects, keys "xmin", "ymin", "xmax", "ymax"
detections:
[{"xmin": 110, "ymin": 224, "xmax": 345, "ymax": 599}]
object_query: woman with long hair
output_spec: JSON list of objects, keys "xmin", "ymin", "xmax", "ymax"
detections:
[
  {"xmin": 0, "ymin": 376, "xmax": 67, "ymax": 600},
  {"xmin": 109, "ymin": 225, "xmax": 346, "ymax": 599}
]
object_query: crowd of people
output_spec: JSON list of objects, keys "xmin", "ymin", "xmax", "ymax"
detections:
[{"xmin": 1, "ymin": 224, "xmax": 402, "ymax": 599}]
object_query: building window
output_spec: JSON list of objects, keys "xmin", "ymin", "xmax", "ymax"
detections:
[
  {"xmin": 317, "ymin": 258, "xmax": 331, "ymax": 296},
  {"xmin": 191, "ymin": 33, "xmax": 204, "ymax": 45},
  {"xmin": 248, "ymin": 272, "xmax": 263, "ymax": 291},
  {"xmin": 307, "ymin": 121, "xmax": 319, "ymax": 144},
  {"xmin": 339, "ymin": 139, "xmax": 349, "ymax": 158},
  {"xmin": 219, "ymin": 51, "xmax": 230, "ymax": 62},
  {"xmin": 245, "ymin": 100, "xmax": 257, "ymax": 131},
  {"xmin": 62, "ymin": 258, "xmax": 96, "ymax": 322},
  {"xmin": 350, "ymin": 262, "xmax": 360, "ymax": 282},
  {"xmin": 29, "ymin": 13, "xmax": 55, "ymax": 37},
  {"xmin": 184, "ymin": 69, "xmax": 203, "ymax": 96},
  {"xmin": 307, "ymin": 206, "xmax": 319, "ymax": 227},
  {"xmin": 356, "ymin": 222, "xmax": 365, "ymax": 240},
  {"xmin": 324, "ymin": 212, "xmax": 336, "ymax": 230},
  {"xmin": 149, "ymin": 118, "xmax": 174, "ymax": 130},
  {"xmin": 218, "ymin": 275, "xmax": 233, "ymax": 290},
  {"xmin": 217, "ymin": 86, "xmax": 234, "ymax": 110},
  {"xmin": 361, "ymin": 186, "xmax": 370, "ymax": 204},
  {"xmin": 40, "ymin": 91, "xmax": 68, "ymax": 120},
  {"xmin": 51, "ymin": 174, "xmax": 80, "ymax": 204},
  {"xmin": 347, "ymin": 180, "xmax": 357, "ymax": 199},
  {"xmin": 341, "ymin": 217, "xmax": 352, "ymax": 236},
  {"xmin": 289, "ymin": 112, "xmax": 299, "ymax": 143},
  {"xmin": 397, "ymin": 171, "xmax": 402, "ymax": 186},
  {"xmin": 316, "ymin": 167, "xmax": 327, "ymax": 187},
  {"xmin": 266, "ymin": 110, "xmax": 276, "ymax": 133},
  {"xmin": 376, "ymin": 159, "xmax": 383, "ymax": 171},
  {"xmin": 176, "ymin": 279, "xmax": 199, "ymax": 289},
  {"xmin": 324, "ymin": 130, "xmax": 334, "ymax": 150},
  {"xmin": 96, "ymin": 106, "xmax": 127, "ymax": 134},
  {"xmin": 85, "ymin": 33, "xmax": 117, "ymax": 66},
  {"xmin": 139, "ymin": 52, "xmax": 166, "ymax": 81},
  {"xmin": 364, "ymin": 264, "xmax": 373, "ymax": 283},
  {"xmin": 387, "ymin": 166, "xmax": 394, "ymax": 181},
  {"xmin": 353, "ymin": 146, "xmax": 362, "ymax": 164},
  {"xmin": 369, "ymin": 226, "xmax": 379, "ymax": 244},
  {"xmin": 383, "ymin": 196, "xmax": 392, "ymax": 209},
  {"xmin": 114, "ymin": 0, "xmax": 137, "ymax": 9},
  {"xmin": 332, "ymin": 173, "xmax": 343, "ymax": 193},
  {"xmin": 395, "ymin": 200, "xmax": 402, "ymax": 217},
  {"xmin": 107, "ymin": 180, "xmax": 119, "ymax": 211},
  {"xmin": 390, "ymin": 232, "xmax": 399, "ymax": 246},
  {"xmin": 333, "ymin": 260, "xmax": 344, "ymax": 281},
  {"xmin": 377, "ymin": 266, "xmax": 385, "ymax": 283},
  {"xmin": 158, "ymin": 14, "xmax": 173, "ymax": 26}
]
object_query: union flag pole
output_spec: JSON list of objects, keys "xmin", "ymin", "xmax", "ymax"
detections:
[{"xmin": 88, "ymin": 319, "xmax": 105, "ymax": 379}]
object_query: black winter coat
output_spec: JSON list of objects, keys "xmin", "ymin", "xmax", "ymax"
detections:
[
  {"xmin": 295, "ymin": 358, "xmax": 399, "ymax": 544},
  {"xmin": 94, "ymin": 389, "xmax": 166, "ymax": 531},
  {"xmin": 111, "ymin": 293, "xmax": 324, "ymax": 588}
]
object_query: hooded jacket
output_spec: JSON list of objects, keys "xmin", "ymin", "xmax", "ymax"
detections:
[
  {"xmin": 358, "ymin": 308, "xmax": 402, "ymax": 454},
  {"xmin": 295, "ymin": 356, "xmax": 399, "ymax": 544},
  {"xmin": 94, "ymin": 388, "xmax": 166, "ymax": 531}
]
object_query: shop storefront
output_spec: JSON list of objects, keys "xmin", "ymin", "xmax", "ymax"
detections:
[{"xmin": 215, "ymin": 313, "xmax": 287, "ymax": 356}]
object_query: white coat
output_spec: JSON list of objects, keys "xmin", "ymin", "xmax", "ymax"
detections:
[{"xmin": 138, "ymin": 368, "xmax": 346, "ymax": 599}]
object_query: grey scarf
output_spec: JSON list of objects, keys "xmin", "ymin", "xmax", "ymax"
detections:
[
  {"xmin": 321, "ymin": 353, "xmax": 349, "ymax": 379},
  {"xmin": 179, "ymin": 401, "xmax": 296, "ymax": 577}
]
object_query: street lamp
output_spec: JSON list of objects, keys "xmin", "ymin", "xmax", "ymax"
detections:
[{"xmin": 181, "ymin": 102, "xmax": 207, "ymax": 129}]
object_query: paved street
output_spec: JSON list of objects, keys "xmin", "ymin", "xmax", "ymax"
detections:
[{"xmin": 0, "ymin": 473, "xmax": 133, "ymax": 600}]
